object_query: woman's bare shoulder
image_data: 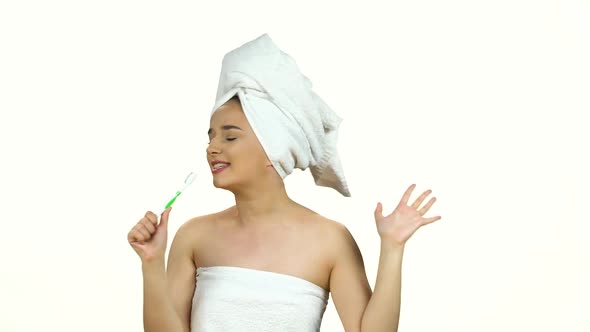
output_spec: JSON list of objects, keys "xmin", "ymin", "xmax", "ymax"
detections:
[
  {"xmin": 299, "ymin": 210, "xmax": 358, "ymax": 273},
  {"xmin": 180, "ymin": 206, "xmax": 234, "ymax": 234},
  {"xmin": 176, "ymin": 207, "xmax": 234, "ymax": 262},
  {"xmin": 314, "ymin": 214, "xmax": 351, "ymax": 241},
  {"xmin": 298, "ymin": 205, "xmax": 344, "ymax": 227}
]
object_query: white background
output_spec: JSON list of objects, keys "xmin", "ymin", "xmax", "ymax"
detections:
[{"xmin": 1, "ymin": 0, "xmax": 588, "ymax": 331}]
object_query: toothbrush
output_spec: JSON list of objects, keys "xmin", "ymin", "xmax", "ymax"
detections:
[{"xmin": 159, "ymin": 171, "xmax": 196, "ymax": 215}]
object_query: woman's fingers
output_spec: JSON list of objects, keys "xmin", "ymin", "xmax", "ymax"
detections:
[
  {"xmin": 144, "ymin": 211, "xmax": 158, "ymax": 225},
  {"xmin": 411, "ymin": 189, "xmax": 432, "ymax": 210},
  {"xmin": 133, "ymin": 225, "xmax": 150, "ymax": 242},
  {"xmin": 422, "ymin": 215, "xmax": 442, "ymax": 225},
  {"xmin": 418, "ymin": 197, "xmax": 436, "ymax": 215},
  {"xmin": 398, "ymin": 184, "xmax": 416, "ymax": 206},
  {"xmin": 140, "ymin": 218, "xmax": 156, "ymax": 233},
  {"xmin": 130, "ymin": 212, "xmax": 158, "ymax": 242},
  {"xmin": 129, "ymin": 210, "xmax": 171, "ymax": 262}
]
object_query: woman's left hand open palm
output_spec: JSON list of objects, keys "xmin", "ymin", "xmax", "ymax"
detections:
[{"xmin": 374, "ymin": 184, "xmax": 442, "ymax": 247}]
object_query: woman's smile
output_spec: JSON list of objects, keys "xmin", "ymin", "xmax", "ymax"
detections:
[{"xmin": 212, "ymin": 164, "xmax": 230, "ymax": 174}]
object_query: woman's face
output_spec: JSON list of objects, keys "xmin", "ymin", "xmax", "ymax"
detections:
[{"xmin": 206, "ymin": 97, "xmax": 273, "ymax": 190}]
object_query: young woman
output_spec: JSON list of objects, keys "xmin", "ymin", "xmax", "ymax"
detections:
[
  {"xmin": 128, "ymin": 94, "xmax": 441, "ymax": 332},
  {"xmin": 128, "ymin": 33, "xmax": 441, "ymax": 331}
]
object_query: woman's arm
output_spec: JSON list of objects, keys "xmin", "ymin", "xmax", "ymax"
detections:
[
  {"xmin": 360, "ymin": 242, "xmax": 404, "ymax": 332},
  {"xmin": 361, "ymin": 184, "xmax": 441, "ymax": 331},
  {"xmin": 329, "ymin": 225, "xmax": 404, "ymax": 332},
  {"xmin": 323, "ymin": 184, "xmax": 442, "ymax": 331},
  {"xmin": 142, "ymin": 259, "xmax": 188, "ymax": 332}
]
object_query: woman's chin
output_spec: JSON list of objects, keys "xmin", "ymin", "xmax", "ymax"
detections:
[
  {"xmin": 212, "ymin": 176, "xmax": 233, "ymax": 189},
  {"xmin": 212, "ymin": 179, "xmax": 226, "ymax": 188}
]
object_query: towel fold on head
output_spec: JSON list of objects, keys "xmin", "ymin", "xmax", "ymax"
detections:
[{"xmin": 210, "ymin": 33, "xmax": 351, "ymax": 197}]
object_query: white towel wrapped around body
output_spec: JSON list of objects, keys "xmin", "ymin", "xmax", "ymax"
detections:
[
  {"xmin": 191, "ymin": 266, "xmax": 330, "ymax": 332},
  {"xmin": 211, "ymin": 33, "xmax": 351, "ymax": 197}
]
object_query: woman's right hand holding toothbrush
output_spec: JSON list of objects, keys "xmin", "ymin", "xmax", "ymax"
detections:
[{"xmin": 128, "ymin": 207, "xmax": 172, "ymax": 263}]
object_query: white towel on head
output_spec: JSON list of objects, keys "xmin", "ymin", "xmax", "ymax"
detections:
[{"xmin": 210, "ymin": 33, "xmax": 351, "ymax": 197}]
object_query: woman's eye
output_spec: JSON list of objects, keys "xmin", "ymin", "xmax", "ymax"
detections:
[{"xmin": 207, "ymin": 138, "xmax": 236, "ymax": 144}]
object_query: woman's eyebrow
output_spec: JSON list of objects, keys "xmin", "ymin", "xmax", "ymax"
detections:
[{"xmin": 208, "ymin": 125, "xmax": 243, "ymax": 136}]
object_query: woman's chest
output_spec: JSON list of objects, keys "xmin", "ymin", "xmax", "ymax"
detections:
[{"xmin": 193, "ymin": 220, "xmax": 334, "ymax": 291}]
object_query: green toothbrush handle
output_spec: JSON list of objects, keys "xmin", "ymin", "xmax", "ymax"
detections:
[{"xmin": 164, "ymin": 191, "xmax": 182, "ymax": 209}]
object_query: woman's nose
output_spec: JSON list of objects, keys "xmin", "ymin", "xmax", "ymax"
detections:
[{"xmin": 206, "ymin": 140, "xmax": 221, "ymax": 154}]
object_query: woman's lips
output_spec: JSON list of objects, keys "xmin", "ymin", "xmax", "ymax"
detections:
[{"xmin": 212, "ymin": 164, "xmax": 230, "ymax": 174}]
